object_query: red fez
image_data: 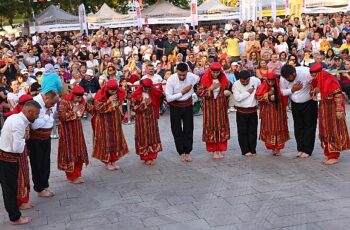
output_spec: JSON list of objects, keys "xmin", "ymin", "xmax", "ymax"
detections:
[
  {"xmin": 18, "ymin": 94, "xmax": 33, "ymax": 104},
  {"xmin": 310, "ymin": 63, "xmax": 323, "ymax": 73},
  {"xmin": 141, "ymin": 78, "xmax": 153, "ymax": 87},
  {"xmin": 72, "ymin": 86, "xmax": 85, "ymax": 96},
  {"xmin": 266, "ymin": 73, "xmax": 277, "ymax": 80},
  {"xmin": 106, "ymin": 80, "xmax": 118, "ymax": 89},
  {"xmin": 210, "ymin": 62, "xmax": 222, "ymax": 71}
]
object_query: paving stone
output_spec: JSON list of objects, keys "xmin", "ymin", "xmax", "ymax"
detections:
[{"xmin": 0, "ymin": 112, "xmax": 350, "ymax": 229}]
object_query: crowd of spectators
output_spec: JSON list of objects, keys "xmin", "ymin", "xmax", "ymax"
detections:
[{"xmin": 1, "ymin": 12, "xmax": 350, "ymax": 117}]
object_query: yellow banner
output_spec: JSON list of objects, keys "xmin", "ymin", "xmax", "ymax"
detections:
[{"xmin": 290, "ymin": 0, "xmax": 303, "ymax": 19}]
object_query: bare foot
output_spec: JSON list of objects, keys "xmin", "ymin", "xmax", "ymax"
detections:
[
  {"xmin": 180, "ymin": 154, "xmax": 187, "ymax": 162},
  {"xmin": 185, "ymin": 154, "xmax": 193, "ymax": 162},
  {"xmin": 69, "ymin": 177, "xmax": 84, "ymax": 184},
  {"xmin": 299, "ymin": 153, "xmax": 310, "ymax": 158},
  {"xmin": 217, "ymin": 152, "xmax": 224, "ymax": 159},
  {"xmin": 149, "ymin": 159, "xmax": 156, "ymax": 165},
  {"xmin": 10, "ymin": 216, "xmax": 31, "ymax": 225},
  {"xmin": 144, "ymin": 160, "xmax": 151, "ymax": 165},
  {"xmin": 324, "ymin": 158, "xmax": 339, "ymax": 165},
  {"xmin": 212, "ymin": 152, "xmax": 220, "ymax": 159},
  {"xmin": 322, "ymin": 157, "xmax": 329, "ymax": 164},
  {"xmin": 296, "ymin": 152, "xmax": 303, "ymax": 157},
  {"xmin": 38, "ymin": 190, "xmax": 54, "ymax": 198},
  {"xmin": 111, "ymin": 162, "xmax": 120, "ymax": 170},
  {"xmin": 106, "ymin": 163, "xmax": 117, "ymax": 171},
  {"xmin": 244, "ymin": 152, "xmax": 253, "ymax": 157},
  {"xmin": 19, "ymin": 203, "xmax": 34, "ymax": 210},
  {"xmin": 273, "ymin": 150, "xmax": 281, "ymax": 156}
]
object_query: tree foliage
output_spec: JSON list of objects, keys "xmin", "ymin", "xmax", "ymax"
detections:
[{"xmin": 0, "ymin": 0, "xmax": 206, "ymax": 26}]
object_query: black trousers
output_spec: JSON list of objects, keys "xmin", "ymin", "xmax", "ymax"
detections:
[
  {"xmin": 27, "ymin": 138, "xmax": 51, "ymax": 192},
  {"xmin": 291, "ymin": 100, "xmax": 318, "ymax": 155},
  {"xmin": 0, "ymin": 160, "xmax": 21, "ymax": 221},
  {"xmin": 170, "ymin": 106, "xmax": 194, "ymax": 155},
  {"xmin": 236, "ymin": 112, "xmax": 258, "ymax": 155}
]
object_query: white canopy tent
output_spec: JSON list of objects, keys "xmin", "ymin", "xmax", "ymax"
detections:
[
  {"xmin": 303, "ymin": 0, "xmax": 348, "ymax": 14},
  {"xmin": 30, "ymin": 5, "xmax": 80, "ymax": 33},
  {"xmin": 142, "ymin": 0, "xmax": 190, "ymax": 18},
  {"xmin": 87, "ymin": 3, "xmax": 135, "ymax": 29},
  {"xmin": 88, "ymin": 3, "xmax": 133, "ymax": 23},
  {"xmin": 197, "ymin": 0, "xmax": 239, "ymax": 21},
  {"xmin": 198, "ymin": 0, "xmax": 235, "ymax": 14},
  {"xmin": 141, "ymin": 0, "xmax": 190, "ymax": 24}
]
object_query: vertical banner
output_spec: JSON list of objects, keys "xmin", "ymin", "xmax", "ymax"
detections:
[
  {"xmin": 190, "ymin": 0, "xmax": 198, "ymax": 27},
  {"xmin": 240, "ymin": 0, "xmax": 257, "ymax": 21},
  {"xmin": 78, "ymin": 4, "xmax": 88, "ymax": 35},
  {"xmin": 271, "ymin": 0, "xmax": 277, "ymax": 21},
  {"xmin": 258, "ymin": 0, "xmax": 263, "ymax": 19},
  {"xmin": 285, "ymin": 0, "xmax": 290, "ymax": 16},
  {"xmin": 290, "ymin": 0, "xmax": 303, "ymax": 19},
  {"xmin": 135, "ymin": 0, "xmax": 142, "ymax": 27}
]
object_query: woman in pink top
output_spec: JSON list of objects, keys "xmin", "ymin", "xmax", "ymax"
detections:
[{"xmin": 267, "ymin": 54, "xmax": 283, "ymax": 76}]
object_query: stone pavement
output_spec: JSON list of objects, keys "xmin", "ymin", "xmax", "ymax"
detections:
[{"xmin": 1, "ymin": 109, "xmax": 350, "ymax": 230}]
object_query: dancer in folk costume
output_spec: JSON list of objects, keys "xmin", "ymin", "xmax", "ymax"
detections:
[
  {"xmin": 92, "ymin": 80, "xmax": 129, "ymax": 170},
  {"xmin": 256, "ymin": 73, "xmax": 290, "ymax": 156},
  {"xmin": 3, "ymin": 94, "xmax": 34, "ymax": 210},
  {"xmin": 197, "ymin": 62, "xmax": 230, "ymax": 159},
  {"xmin": 131, "ymin": 78, "xmax": 163, "ymax": 165},
  {"xmin": 57, "ymin": 86, "xmax": 94, "ymax": 183},
  {"xmin": 310, "ymin": 63, "xmax": 350, "ymax": 165},
  {"xmin": 0, "ymin": 100, "xmax": 41, "ymax": 225}
]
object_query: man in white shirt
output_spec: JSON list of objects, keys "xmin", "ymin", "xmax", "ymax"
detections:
[
  {"xmin": 0, "ymin": 101, "xmax": 40, "ymax": 225},
  {"xmin": 28, "ymin": 90, "xmax": 59, "ymax": 198},
  {"xmin": 280, "ymin": 65, "xmax": 318, "ymax": 158},
  {"xmin": 141, "ymin": 63, "xmax": 165, "ymax": 88},
  {"xmin": 233, "ymin": 70, "xmax": 261, "ymax": 156},
  {"xmin": 165, "ymin": 63, "xmax": 200, "ymax": 162}
]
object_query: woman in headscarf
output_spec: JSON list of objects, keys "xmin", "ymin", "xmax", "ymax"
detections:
[
  {"xmin": 256, "ymin": 73, "xmax": 289, "ymax": 156},
  {"xmin": 197, "ymin": 62, "xmax": 230, "ymax": 159},
  {"xmin": 131, "ymin": 78, "xmax": 163, "ymax": 165},
  {"xmin": 92, "ymin": 80, "xmax": 129, "ymax": 170}
]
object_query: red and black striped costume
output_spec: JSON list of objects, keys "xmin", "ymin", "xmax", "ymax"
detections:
[
  {"xmin": 57, "ymin": 93, "xmax": 94, "ymax": 181},
  {"xmin": 311, "ymin": 68, "xmax": 350, "ymax": 159},
  {"xmin": 91, "ymin": 82, "xmax": 129, "ymax": 163},
  {"xmin": 131, "ymin": 79, "xmax": 163, "ymax": 161},
  {"xmin": 197, "ymin": 65, "xmax": 230, "ymax": 152},
  {"xmin": 256, "ymin": 78, "xmax": 290, "ymax": 150}
]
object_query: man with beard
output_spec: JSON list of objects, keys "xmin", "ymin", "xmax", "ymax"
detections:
[
  {"xmin": 233, "ymin": 70, "xmax": 261, "ymax": 156},
  {"xmin": 28, "ymin": 90, "xmax": 59, "ymax": 197},
  {"xmin": 0, "ymin": 100, "xmax": 40, "ymax": 225},
  {"xmin": 165, "ymin": 63, "xmax": 200, "ymax": 162},
  {"xmin": 280, "ymin": 64, "xmax": 318, "ymax": 158}
]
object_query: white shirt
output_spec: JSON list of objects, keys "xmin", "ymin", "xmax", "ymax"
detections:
[
  {"xmin": 213, "ymin": 79, "xmax": 220, "ymax": 99},
  {"xmin": 280, "ymin": 66, "xmax": 312, "ymax": 103},
  {"xmin": 165, "ymin": 72, "xmax": 200, "ymax": 102},
  {"xmin": 311, "ymin": 40, "xmax": 321, "ymax": 54},
  {"xmin": 141, "ymin": 74, "xmax": 164, "ymax": 84},
  {"xmin": 31, "ymin": 94, "xmax": 57, "ymax": 130},
  {"xmin": 233, "ymin": 77, "xmax": 261, "ymax": 108},
  {"xmin": 0, "ymin": 112, "xmax": 29, "ymax": 154},
  {"xmin": 275, "ymin": 42, "xmax": 289, "ymax": 54},
  {"xmin": 7, "ymin": 90, "xmax": 26, "ymax": 109},
  {"xmin": 86, "ymin": 59, "xmax": 99, "ymax": 69}
]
